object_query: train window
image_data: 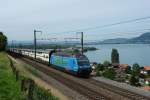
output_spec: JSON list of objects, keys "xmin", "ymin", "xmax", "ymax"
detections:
[{"xmin": 77, "ymin": 60, "xmax": 90, "ymax": 66}]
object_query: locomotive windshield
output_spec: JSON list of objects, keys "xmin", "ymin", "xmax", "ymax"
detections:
[
  {"xmin": 77, "ymin": 60, "xmax": 90, "ymax": 66},
  {"xmin": 77, "ymin": 55, "xmax": 90, "ymax": 67}
]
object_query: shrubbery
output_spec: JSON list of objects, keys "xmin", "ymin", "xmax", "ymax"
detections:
[{"xmin": 0, "ymin": 32, "xmax": 7, "ymax": 51}]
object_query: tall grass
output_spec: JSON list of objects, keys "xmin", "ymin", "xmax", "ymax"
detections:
[{"xmin": 0, "ymin": 52, "xmax": 25, "ymax": 100}]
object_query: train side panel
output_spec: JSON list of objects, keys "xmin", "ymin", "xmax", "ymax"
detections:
[{"xmin": 50, "ymin": 55, "xmax": 79, "ymax": 73}]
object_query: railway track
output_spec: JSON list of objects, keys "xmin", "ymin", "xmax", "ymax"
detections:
[
  {"xmin": 18, "ymin": 56, "xmax": 109, "ymax": 100},
  {"xmin": 85, "ymin": 79, "xmax": 149, "ymax": 100},
  {"xmin": 9, "ymin": 52, "xmax": 150, "ymax": 100}
]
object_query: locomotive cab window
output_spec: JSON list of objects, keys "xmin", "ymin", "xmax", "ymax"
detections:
[{"xmin": 77, "ymin": 60, "xmax": 90, "ymax": 66}]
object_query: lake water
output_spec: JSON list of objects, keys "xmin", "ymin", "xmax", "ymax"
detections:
[{"xmin": 84, "ymin": 44, "xmax": 150, "ymax": 66}]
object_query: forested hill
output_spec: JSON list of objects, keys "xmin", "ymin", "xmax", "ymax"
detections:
[{"xmin": 100, "ymin": 32, "xmax": 150, "ymax": 44}]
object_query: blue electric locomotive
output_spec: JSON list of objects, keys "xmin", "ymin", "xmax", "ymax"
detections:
[{"xmin": 49, "ymin": 51, "xmax": 92, "ymax": 77}]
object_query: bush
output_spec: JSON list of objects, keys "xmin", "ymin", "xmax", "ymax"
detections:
[
  {"xmin": 125, "ymin": 66, "xmax": 132, "ymax": 74},
  {"xmin": 96, "ymin": 71, "xmax": 101, "ymax": 76},
  {"xmin": 129, "ymin": 75, "xmax": 140, "ymax": 86},
  {"xmin": 0, "ymin": 32, "xmax": 7, "ymax": 51},
  {"xmin": 96, "ymin": 63, "xmax": 104, "ymax": 71},
  {"xmin": 33, "ymin": 85, "xmax": 58, "ymax": 100},
  {"xmin": 103, "ymin": 68, "xmax": 116, "ymax": 80}
]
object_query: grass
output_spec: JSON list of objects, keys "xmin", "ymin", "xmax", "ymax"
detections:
[
  {"xmin": 0, "ymin": 52, "xmax": 25, "ymax": 100},
  {"xmin": 9, "ymin": 55, "xmax": 59, "ymax": 100}
]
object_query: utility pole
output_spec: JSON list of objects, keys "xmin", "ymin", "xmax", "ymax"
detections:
[
  {"xmin": 76, "ymin": 32, "xmax": 84, "ymax": 55},
  {"xmin": 34, "ymin": 30, "xmax": 42, "ymax": 59},
  {"xmin": 11, "ymin": 40, "xmax": 14, "ymax": 52},
  {"xmin": 11, "ymin": 40, "xmax": 13, "ymax": 51},
  {"xmin": 34, "ymin": 30, "xmax": 36, "ymax": 59},
  {"xmin": 81, "ymin": 32, "xmax": 84, "ymax": 55}
]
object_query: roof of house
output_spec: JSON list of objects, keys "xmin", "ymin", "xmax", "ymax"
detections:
[
  {"xmin": 145, "ymin": 78, "xmax": 150, "ymax": 81},
  {"xmin": 119, "ymin": 64, "xmax": 129, "ymax": 69},
  {"xmin": 144, "ymin": 66, "xmax": 150, "ymax": 71},
  {"xmin": 112, "ymin": 63, "xmax": 119, "ymax": 66},
  {"xmin": 142, "ymin": 86, "xmax": 150, "ymax": 91}
]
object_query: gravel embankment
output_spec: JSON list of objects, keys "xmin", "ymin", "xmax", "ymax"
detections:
[{"xmin": 93, "ymin": 77, "xmax": 150, "ymax": 98}]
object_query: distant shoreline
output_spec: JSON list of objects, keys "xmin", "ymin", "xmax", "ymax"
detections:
[{"xmin": 85, "ymin": 43, "xmax": 150, "ymax": 45}]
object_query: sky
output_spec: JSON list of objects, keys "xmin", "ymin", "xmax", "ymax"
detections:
[{"xmin": 0, "ymin": 0, "xmax": 150, "ymax": 42}]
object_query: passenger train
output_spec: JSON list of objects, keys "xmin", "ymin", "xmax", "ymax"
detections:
[{"xmin": 10, "ymin": 49, "xmax": 92, "ymax": 77}]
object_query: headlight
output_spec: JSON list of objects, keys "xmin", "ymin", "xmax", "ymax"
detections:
[{"xmin": 79, "ymin": 66, "xmax": 83, "ymax": 68}]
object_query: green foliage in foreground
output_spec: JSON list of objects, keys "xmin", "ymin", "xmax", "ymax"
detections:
[
  {"xmin": 33, "ymin": 85, "xmax": 58, "ymax": 100},
  {"xmin": 0, "ymin": 52, "xmax": 59, "ymax": 100},
  {"xmin": 0, "ymin": 52, "xmax": 25, "ymax": 100}
]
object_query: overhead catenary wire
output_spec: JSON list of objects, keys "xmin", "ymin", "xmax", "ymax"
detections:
[
  {"xmin": 36, "ymin": 16, "xmax": 150, "ymax": 43},
  {"xmin": 45, "ymin": 16, "xmax": 150, "ymax": 35},
  {"xmin": 37, "ymin": 29, "xmax": 150, "ymax": 43}
]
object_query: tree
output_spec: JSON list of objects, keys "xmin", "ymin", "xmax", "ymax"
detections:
[
  {"xmin": 103, "ymin": 68, "xmax": 116, "ymax": 80},
  {"xmin": 132, "ymin": 63, "xmax": 140, "ymax": 76},
  {"xmin": 0, "ymin": 32, "xmax": 7, "ymax": 51},
  {"xmin": 103, "ymin": 60, "xmax": 111, "ymax": 68},
  {"xmin": 111, "ymin": 48, "xmax": 119, "ymax": 64},
  {"xmin": 129, "ymin": 63, "xmax": 141, "ymax": 86},
  {"xmin": 73, "ymin": 49, "xmax": 80, "ymax": 54},
  {"xmin": 125, "ymin": 66, "xmax": 132, "ymax": 74}
]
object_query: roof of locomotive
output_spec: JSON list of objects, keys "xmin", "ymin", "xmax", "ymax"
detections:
[{"xmin": 53, "ymin": 51, "xmax": 86, "ymax": 58}]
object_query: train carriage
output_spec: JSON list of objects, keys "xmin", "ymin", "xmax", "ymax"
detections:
[{"xmin": 10, "ymin": 49, "xmax": 92, "ymax": 77}]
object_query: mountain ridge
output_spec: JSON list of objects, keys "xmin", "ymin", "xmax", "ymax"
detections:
[{"xmin": 99, "ymin": 32, "xmax": 150, "ymax": 44}]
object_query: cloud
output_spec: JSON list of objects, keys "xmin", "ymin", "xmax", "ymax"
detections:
[{"xmin": 1, "ymin": 0, "xmax": 150, "ymax": 41}]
